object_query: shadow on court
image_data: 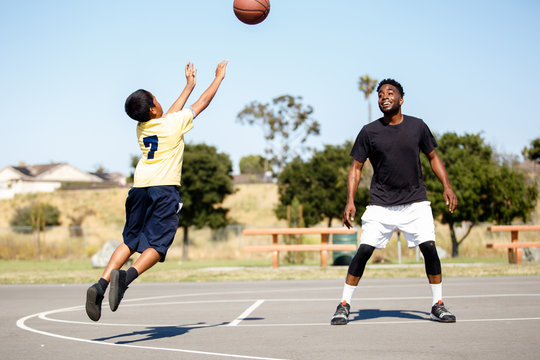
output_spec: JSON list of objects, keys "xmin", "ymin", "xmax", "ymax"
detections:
[
  {"xmin": 93, "ymin": 321, "xmax": 229, "ymax": 344},
  {"xmin": 350, "ymin": 308, "xmax": 429, "ymax": 321}
]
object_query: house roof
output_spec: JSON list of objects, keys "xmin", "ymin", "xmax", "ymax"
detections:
[
  {"xmin": 12, "ymin": 163, "xmax": 63, "ymax": 177},
  {"xmin": 1, "ymin": 163, "xmax": 103, "ymax": 183},
  {"xmin": 90, "ymin": 172, "xmax": 125, "ymax": 182}
]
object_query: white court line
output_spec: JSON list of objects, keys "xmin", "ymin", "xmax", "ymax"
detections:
[
  {"xmin": 39, "ymin": 293, "xmax": 540, "ymax": 327},
  {"xmin": 238, "ymin": 317, "xmax": 540, "ymax": 327},
  {"xmin": 86, "ymin": 279, "xmax": 540, "ymax": 306},
  {"xmin": 228, "ymin": 300, "xmax": 265, "ymax": 326},
  {"xmin": 17, "ymin": 309, "xmax": 285, "ymax": 360},
  {"xmin": 59, "ymin": 292, "xmax": 540, "ymax": 312}
]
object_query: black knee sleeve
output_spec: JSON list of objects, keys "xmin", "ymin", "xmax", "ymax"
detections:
[
  {"xmin": 419, "ymin": 241, "xmax": 441, "ymax": 275},
  {"xmin": 348, "ymin": 244, "xmax": 375, "ymax": 277}
]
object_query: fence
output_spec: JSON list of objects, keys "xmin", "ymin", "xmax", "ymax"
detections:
[{"xmin": 0, "ymin": 223, "xmax": 525, "ymax": 262}]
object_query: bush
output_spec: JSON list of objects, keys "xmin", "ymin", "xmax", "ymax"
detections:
[{"xmin": 10, "ymin": 202, "xmax": 61, "ymax": 233}]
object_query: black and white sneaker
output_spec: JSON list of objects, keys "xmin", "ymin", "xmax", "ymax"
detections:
[
  {"xmin": 86, "ymin": 283, "xmax": 105, "ymax": 321},
  {"xmin": 109, "ymin": 269, "xmax": 128, "ymax": 312},
  {"xmin": 430, "ymin": 300, "xmax": 456, "ymax": 323},
  {"xmin": 331, "ymin": 301, "xmax": 351, "ymax": 325}
]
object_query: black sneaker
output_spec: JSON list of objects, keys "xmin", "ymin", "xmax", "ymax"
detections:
[
  {"xmin": 85, "ymin": 283, "xmax": 105, "ymax": 321},
  {"xmin": 430, "ymin": 300, "xmax": 456, "ymax": 323},
  {"xmin": 330, "ymin": 301, "xmax": 351, "ymax": 325},
  {"xmin": 109, "ymin": 269, "xmax": 128, "ymax": 312}
]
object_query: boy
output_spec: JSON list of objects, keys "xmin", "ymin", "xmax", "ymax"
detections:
[{"xmin": 85, "ymin": 60, "xmax": 228, "ymax": 321}]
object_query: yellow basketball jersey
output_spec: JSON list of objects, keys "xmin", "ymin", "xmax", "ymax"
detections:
[{"xmin": 133, "ymin": 109, "xmax": 194, "ymax": 187}]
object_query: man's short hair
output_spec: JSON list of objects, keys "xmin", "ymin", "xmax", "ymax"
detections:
[
  {"xmin": 125, "ymin": 89, "xmax": 153, "ymax": 122},
  {"xmin": 376, "ymin": 79, "xmax": 404, "ymax": 97}
]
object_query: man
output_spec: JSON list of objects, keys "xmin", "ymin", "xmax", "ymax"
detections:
[{"xmin": 331, "ymin": 79, "xmax": 458, "ymax": 325}]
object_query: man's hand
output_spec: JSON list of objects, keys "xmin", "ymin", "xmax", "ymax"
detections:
[
  {"xmin": 342, "ymin": 202, "xmax": 356, "ymax": 229},
  {"xmin": 185, "ymin": 62, "xmax": 196, "ymax": 86},
  {"xmin": 443, "ymin": 187, "xmax": 458, "ymax": 213},
  {"xmin": 215, "ymin": 60, "xmax": 228, "ymax": 80}
]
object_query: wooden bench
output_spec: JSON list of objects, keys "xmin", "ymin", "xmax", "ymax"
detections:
[
  {"xmin": 487, "ymin": 225, "xmax": 540, "ymax": 264},
  {"xmin": 242, "ymin": 227, "xmax": 357, "ymax": 268}
]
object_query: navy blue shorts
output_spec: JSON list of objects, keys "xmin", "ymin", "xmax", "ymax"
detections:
[{"xmin": 122, "ymin": 185, "xmax": 182, "ymax": 262}]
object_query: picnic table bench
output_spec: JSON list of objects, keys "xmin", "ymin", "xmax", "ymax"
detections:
[
  {"xmin": 242, "ymin": 227, "xmax": 357, "ymax": 268},
  {"xmin": 487, "ymin": 225, "xmax": 540, "ymax": 264}
]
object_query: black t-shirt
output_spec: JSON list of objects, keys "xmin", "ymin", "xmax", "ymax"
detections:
[{"xmin": 350, "ymin": 115, "xmax": 437, "ymax": 206}]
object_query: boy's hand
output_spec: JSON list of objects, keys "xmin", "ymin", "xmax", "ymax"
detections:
[
  {"xmin": 215, "ymin": 60, "xmax": 228, "ymax": 80},
  {"xmin": 185, "ymin": 62, "xmax": 196, "ymax": 86}
]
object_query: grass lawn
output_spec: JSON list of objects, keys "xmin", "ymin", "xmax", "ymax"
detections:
[{"xmin": 1, "ymin": 258, "xmax": 539, "ymax": 284}]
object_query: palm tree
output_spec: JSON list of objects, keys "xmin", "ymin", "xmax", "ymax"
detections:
[{"xmin": 358, "ymin": 75, "xmax": 378, "ymax": 123}]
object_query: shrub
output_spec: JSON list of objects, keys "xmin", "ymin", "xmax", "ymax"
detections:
[{"xmin": 10, "ymin": 202, "xmax": 61, "ymax": 234}]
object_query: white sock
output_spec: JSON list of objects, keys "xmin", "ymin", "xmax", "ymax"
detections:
[
  {"xmin": 430, "ymin": 283, "xmax": 442, "ymax": 305},
  {"xmin": 341, "ymin": 283, "xmax": 357, "ymax": 305}
]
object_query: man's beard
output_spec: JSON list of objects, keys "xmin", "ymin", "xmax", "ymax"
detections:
[{"xmin": 380, "ymin": 104, "xmax": 400, "ymax": 116}]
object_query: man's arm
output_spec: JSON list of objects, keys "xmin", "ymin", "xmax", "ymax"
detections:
[
  {"xmin": 164, "ymin": 62, "xmax": 197, "ymax": 116},
  {"xmin": 342, "ymin": 159, "xmax": 364, "ymax": 228},
  {"xmin": 191, "ymin": 60, "xmax": 228, "ymax": 118},
  {"xmin": 427, "ymin": 149, "xmax": 457, "ymax": 213}
]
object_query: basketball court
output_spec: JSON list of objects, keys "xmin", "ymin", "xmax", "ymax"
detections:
[{"xmin": 3, "ymin": 275, "xmax": 540, "ymax": 359}]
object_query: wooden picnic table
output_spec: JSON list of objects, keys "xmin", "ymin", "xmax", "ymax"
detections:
[
  {"xmin": 242, "ymin": 227, "xmax": 357, "ymax": 268},
  {"xmin": 487, "ymin": 225, "xmax": 540, "ymax": 264}
]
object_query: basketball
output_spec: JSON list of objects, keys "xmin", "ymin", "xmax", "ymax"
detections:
[{"xmin": 233, "ymin": 0, "xmax": 270, "ymax": 25}]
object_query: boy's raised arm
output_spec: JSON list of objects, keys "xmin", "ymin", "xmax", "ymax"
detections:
[
  {"xmin": 191, "ymin": 60, "xmax": 228, "ymax": 118},
  {"xmin": 165, "ymin": 62, "xmax": 197, "ymax": 116}
]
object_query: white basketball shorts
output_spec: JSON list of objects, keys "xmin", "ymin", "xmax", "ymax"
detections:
[{"xmin": 359, "ymin": 201, "xmax": 435, "ymax": 249}]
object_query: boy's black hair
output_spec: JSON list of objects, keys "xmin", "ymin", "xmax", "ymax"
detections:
[
  {"xmin": 376, "ymin": 79, "xmax": 404, "ymax": 97},
  {"xmin": 125, "ymin": 89, "xmax": 154, "ymax": 122}
]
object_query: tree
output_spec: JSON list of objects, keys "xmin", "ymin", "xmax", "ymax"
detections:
[
  {"xmin": 93, "ymin": 164, "xmax": 106, "ymax": 174},
  {"xmin": 178, "ymin": 143, "xmax": 234, "ymax": 260},
  {"xmin": 126, "ymin": 154, "xmax": 139, "ymax": 184},
  {"xmin": 276, "ymin": 142, "xmax": 369, "ymax": 227},
  {"xmin": 10, "ymin": 202, "xmax": 61, "ymax": 233},
  {"xmin": 421, "ymin": 132, "xmax": 538, "ymax": 257},
  {"xmin": 239, "ymin": 154, "xmax": 265, "ymax": 175},
  {"xmin": 67, "ymin": 205, "xmax": 95, "ymax": 237},
  {"xmin": 237, "ymin": 95, "xmax": 320, "ymax": 174},
  {"xmin": 10, "ymin": 202, "xmax": 61, "ymax": 256},
  {"xmin": 522, "ymin": 137, "xmax": 540, "ymax": 162},
  {"xmin": 358, "ymin": 75, "xmax": 378, "ymax": 123}
]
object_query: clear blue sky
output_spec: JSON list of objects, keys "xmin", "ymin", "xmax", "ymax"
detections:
[{"xmin": 1, "ymin": 0, "xmax": 539, "ymax": 175}]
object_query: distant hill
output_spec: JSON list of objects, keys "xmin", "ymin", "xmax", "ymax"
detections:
[{"xmin": 0, "ymin": 183, "xmax": 286, "ymax": 228}]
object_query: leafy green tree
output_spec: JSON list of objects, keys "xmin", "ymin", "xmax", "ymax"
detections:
[
  {"xmin": 522, "ymin": 137, "xmax": 540, "ymax": 162},
  {"xmin": 126, "ymin": 154, "xmax": 139, "ymax": 184},
  {"xmin": 421, "ymin": 132, "xmax": 538, "ymax": 257},
  {"xmin": 237, "ymin": 95, "xmax": 320, "ymax": 174},
  {"xmin": 358, "ymin": 75, "xmax": 378, "ymax": 123},
  {"xmin": 239, "ymin": 155, "xmax": 265, "ymax": 175},
  {"xmin": 490, "ymin": 163, "xmax": 538, "ymax": 224},
  {"xmin": 178, "ymin": 143, "xmax": 234, "ymax": 260},
  {"xmin": 93, "ymin": 164, "xmax": 106, "ymax": 174},
  {"xmin": 276, "ymin": 142, "xmax": 369, "ymax": 227},
  {"xmin": 10, "ymin": 202, "xmax": 61, "ymax": 233}
]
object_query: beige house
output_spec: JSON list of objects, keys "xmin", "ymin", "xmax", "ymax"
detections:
[{"xmin": 0, "ymin": 163, "xmax": 115, "ymax": 199}]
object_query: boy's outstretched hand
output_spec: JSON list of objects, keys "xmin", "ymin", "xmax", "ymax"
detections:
[
  {"xmin": 185, "ymin": 62, "xmax": 196, "ymax": 86},
  {"xmin": 216, "ymin": 60, "xmax": 228, "ymax": 80}
]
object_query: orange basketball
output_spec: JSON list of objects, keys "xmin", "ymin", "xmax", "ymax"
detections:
[{"xmin": 233, "ymin": 0, "xmax": 270, "ymax": 25}]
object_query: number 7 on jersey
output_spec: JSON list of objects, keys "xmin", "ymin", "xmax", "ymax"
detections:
[{"xmin": 143, "ymin": 135, "xmax": 158, "ymax": 159}]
